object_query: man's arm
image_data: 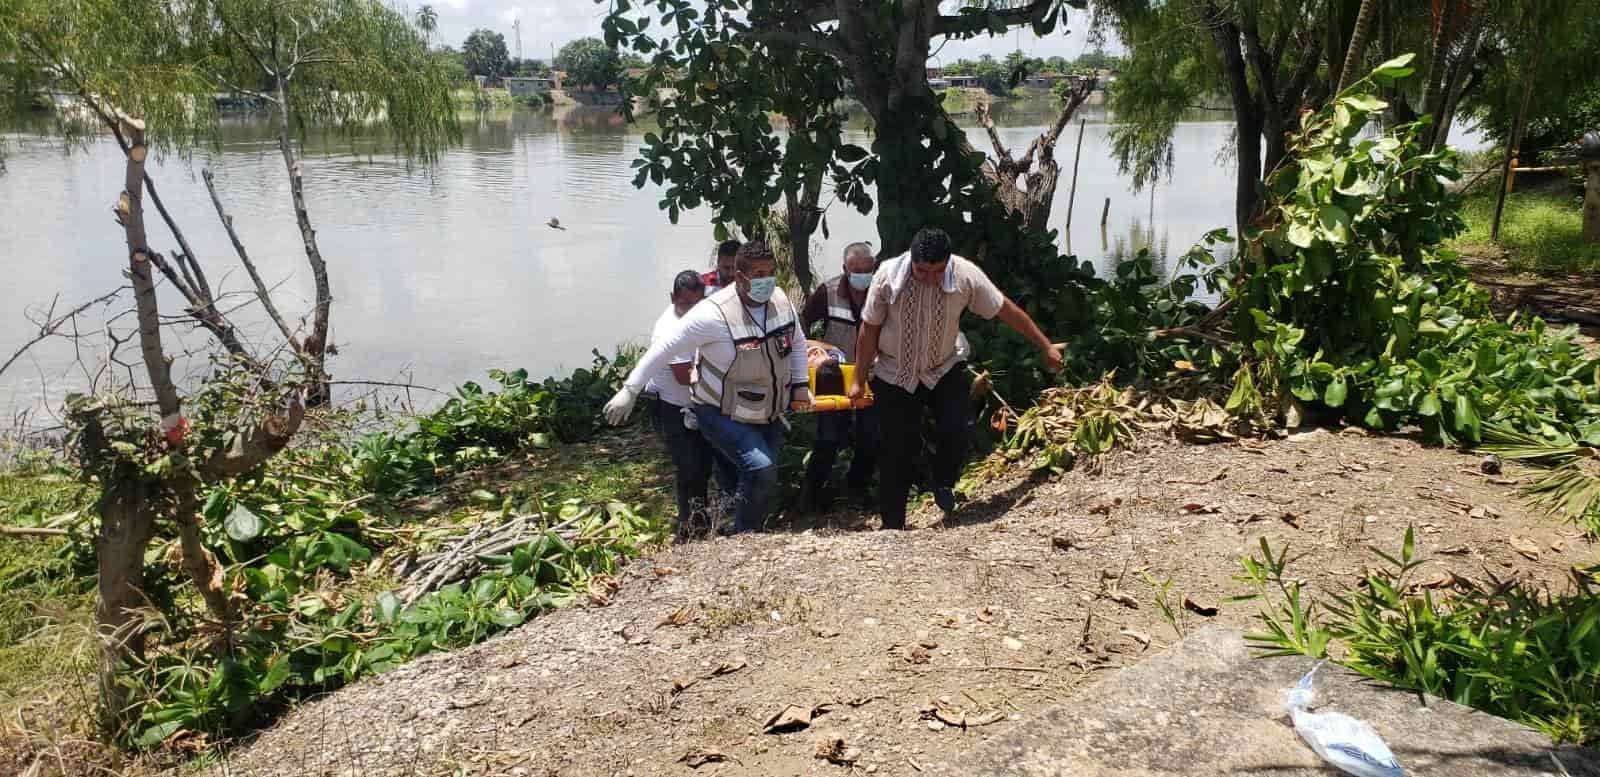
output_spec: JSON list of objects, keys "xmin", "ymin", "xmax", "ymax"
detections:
[
  {"xmin": 787, "ymin": 302, "xmax": 812, "ymax": 409},
  {"xmin": 624, "ymin": 310, "xmax": 715, "ymax": 394},
  {"xmin": 995, "ymin": 298, "xmax": 1064, "ymax": 373},
  {"xmin": 849, "ymin": 321, "xmax": 881, "ymax": 400}
]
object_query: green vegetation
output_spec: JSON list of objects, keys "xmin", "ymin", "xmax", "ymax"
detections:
[
  {"xmin": 1238, "ymin": 530, "xmax": 1600, "ymax": 745},
  {"xmin": 1453, "ymin": 186, "xmax": 1600, "ymax": 273},
  {"xmin": 557, "ymin": 37, "xmax": 624, "ymax": 92},
  {"xmin": 1, "ymin": 351, "xmax": 663, "ymax": 756},
  {"xmin": 462, "ymin": 28, "xmax": 511, "ymax": 78}
]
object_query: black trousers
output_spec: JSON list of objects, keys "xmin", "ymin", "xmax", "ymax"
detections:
[
  {"xmin": 651, "ymin": 397, "xmax": 734, "ymax": 534},
  {"xmin": 804, "ymin": 405, "xmax": 880, "ymax": 495},
  {"xmin": 872, "ymin": 366, "xmax": 972, "ymax": 529}
]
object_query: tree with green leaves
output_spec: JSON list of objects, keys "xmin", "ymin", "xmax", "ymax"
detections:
[
  {"xmin": 416, "ymin": 4, "xmax": 439, "ymax": 44},
  {"xmin": 463, "ymin": 27, "xmax": 510, "ymax": 78},
  {"xmin": 1, "ymin": 0, "xmax": 458, "ymax": 736},
  {"xmin": 557, "ymin": 37, "xmax": 625, "ymax": 91},
  {"xmin": 605, "ymin": 0, "xmax": 1112, "ymax": 404}
]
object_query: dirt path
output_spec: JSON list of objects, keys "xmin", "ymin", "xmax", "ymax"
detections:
[
  {"xmin": 214, "ymin": 430, "xmax": 1593, "ymax": 777},
  {"xmin": 1461, "ymin": 252, "xmax": 1600, "ymax": 352}
]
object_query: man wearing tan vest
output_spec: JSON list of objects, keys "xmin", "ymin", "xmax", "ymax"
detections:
[
  {"xmin": 797, "ymin": 241, "xmax": 879, "ymax": 511},
  {"xmin": 605, "ymin": 241, "xmax": 812, "ymax": 535},
  {"xmin": 849, "ymin": 228, "xmax": 1062, "ymax": 530}
]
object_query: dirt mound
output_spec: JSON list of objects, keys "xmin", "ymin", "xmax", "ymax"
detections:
[{"xmin": 211, "ymin": 431, "xmax": 1591, "ymax": 777}]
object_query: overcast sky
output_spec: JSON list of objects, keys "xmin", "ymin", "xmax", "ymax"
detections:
[{"xmin": 416, "ymin": 2, "xmax": 1116, "ymax": 64}]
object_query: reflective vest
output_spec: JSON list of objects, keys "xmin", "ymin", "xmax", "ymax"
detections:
[
  {"xmin": 691, "ymin": 286, "xmax": 800, "ymax": 424},
  {"xmin": 820, "ymin": 276, "xmax": 864, "ymax": 362}
]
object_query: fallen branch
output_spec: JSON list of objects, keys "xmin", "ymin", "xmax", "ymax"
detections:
[{"xmin": 0, "ymin": 526, "xmax": 70, "ymax": 538}]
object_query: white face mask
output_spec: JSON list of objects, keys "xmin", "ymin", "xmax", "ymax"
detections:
[
  {"xmin": 746, "ymin": 276, "xmax": 777, "ymax": 304},
  {"xmin": 848, "ymin": 272, "xmax": 874, "ymax": 290}
]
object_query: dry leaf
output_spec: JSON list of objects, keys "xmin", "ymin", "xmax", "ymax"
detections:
[
  {"xmin": 708, "ymin": 657, "xmax": 748, "ymax": 677},
  {"xmin": 1551, "ymin": 540, "xmax": 1567, "ymax": 553},
  {"xmin": 968, "ymin": 710, "xmax": 1007, "ymax": 727},
  {"xmin": 1438, "ymin": 544, "xmax": 1472, "ymax": 555},
  {"xmin": 1414, "ymin": 571, "xmax": 1455, "ymax": 590},
  {"xmin": 1182, "ymin": 596, "xmax": 1218, "ymax": 617},
  {"xmin": 1088, "ymin": 498, "xmax": 1122, "ymax": 515},
  {"xmin": 1180, "ymin": 503, "xmax": 1221, "ymax": 515},
  {"xmin": 1119, "ymin": 628, "xmax": 1151, "ymax": 649},
  {"xmin": 814, "ymin": 737, "xmax": 860, "ymax": 766},
  {"xmin": 905, "ymin": 644, "xmax": 931, "ymax": 664},
  {"xmin": 1509, "ymin": 536, "xmax": 1540, "ymax": 560},
  {"xmin": 1467, "ymin": 505, "xmax": 1498, "ymax": 519},
  {"xmin": 977, "ymin": 606, "xmax": 996, "ymax": 624},
  {"xmin": 932, "ymin": 615, "xmax": 960, "ymax": 629},
  {"xmin": 763, "ymin": 704, "xmax": 814, "ymax": 734},
  {"xmin": 678, "ymin": 747, "xmax": 734, "ymax": 768},
  {"xmin": 1100, "ymin": 590, "xmax": 1139, "ymax": 609},
  {"xmin": 658, "ymin": 604, "xmax": 696, "ymax": 628},
  {"xmin": 653, "ymin": 566, "xmax": 678, "ymax": 577},
  {"xmin": 672, "ymin": 677, "xmax": 700, "ymax": 694}
]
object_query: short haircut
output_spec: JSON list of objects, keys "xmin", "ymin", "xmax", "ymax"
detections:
[
  {"xmin": 672, "ymin": 269, "xmax": 705, "ymax": 297},
  {"xmin": 910, "ymin": 228, "xmax": 952, "ymax": 264},
  {"xmin": 736, "ymin": 240, "xmax": 776, "ymax": 273},
  {"xmin": 843, "ymin": 241, "xmax": 874, "ymax": 259},
  {"xmin": 716, "ymin": 239, "xmax": 742, "ymax": 259}
]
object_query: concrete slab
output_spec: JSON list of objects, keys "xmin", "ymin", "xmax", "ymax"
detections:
[{"xmin": 960, "ymin": 627, "xmax": 1598, "ymax": 777}]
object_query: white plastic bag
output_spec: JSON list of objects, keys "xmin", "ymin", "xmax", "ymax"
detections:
[{"xmin": 1284, "ymin": 661, "xmax": 1405, "ymax": 777}]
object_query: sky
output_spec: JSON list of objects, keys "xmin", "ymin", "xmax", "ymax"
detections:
[{"xmin": 416, "ymin": 1, "xmax": 1117, "ymax": 65}]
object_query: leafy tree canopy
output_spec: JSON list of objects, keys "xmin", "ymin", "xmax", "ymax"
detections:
[
  {"xmin": 557, "ymin": 37, "xmax": 624, "ymax": 91},
  {"xmin": 462, "ymin": 28, "xmax": 510, "ymax": 78}
]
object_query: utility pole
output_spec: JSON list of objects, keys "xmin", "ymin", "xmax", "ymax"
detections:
[{"xmin": 512, "ymin": 19, "xmax": 523, "ymax": 61}]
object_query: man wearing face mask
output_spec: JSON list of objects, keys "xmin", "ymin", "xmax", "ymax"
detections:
[
  {"xmin": 849, "ymin": 227, "xmax": 1062, "ymax": 530},
  {"xmin": 605, "ymin": 241, "xmax": 811, "ymax": 535},
  {"xmin": 796, "ymin": 241, "xmax": 880, "ymax": 512},
  {"xmin": 701, "ymin": 239, "xmax": 741, "ymax": 294},
  {"xmin": 643, "ymin": 270, "xmax": 736, "ymax": 538}
]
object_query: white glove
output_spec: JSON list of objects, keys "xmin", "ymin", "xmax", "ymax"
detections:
[{"xmin": 603, "ymin": 387, "xmax": 638, "ymax": 426}]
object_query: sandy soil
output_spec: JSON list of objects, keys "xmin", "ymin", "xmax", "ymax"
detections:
[{"xmin": 208, "ymin": 428, "xmax": 1594, "ymax": 777}]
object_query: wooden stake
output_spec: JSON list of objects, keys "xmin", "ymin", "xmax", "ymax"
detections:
[
  {"xmin": 1491, "ymin": 40, "xmax": 1542, "ymax": 243},
  {"xmin": 1065, "ymin": 118, "xmax": 1086, "ymax": 233},
  {"xmin": 1100, "ymin": 197, "xmax": 1110, "ymax": 227}
]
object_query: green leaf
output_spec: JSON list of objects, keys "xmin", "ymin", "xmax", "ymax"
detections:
[
  {"xmin": 260, "ymin": 654, "xmax": 292, "ymax": 694},
  {"xmin": 1286, "ymin": 221, "xmax": 1316, "ymax": 248},
  {"xmin": 135, "ymin": 720, "xmax": 183, "ymax": 749},
  {"xmin": 375, "ymin": 591, "xmax": 402, "ymax": 623},
  {"xmin": 1418, "ymin": 393, "xmax": 1441, "ymax": 417},
  {"xmin": 1324, "ymin": 375, "xmax": 1349, "ymax": 407},
  {"xmin": 490, "ymin": 608, "xmax": 525, "ymax": 628},
  {"xmin": 224, "ymin": 504, "xmax": 263, "ymax": 542},
  {"xmin": 1369, "ymin": 54, "xmax": 1416, "ymax": 82},
  {"xmin": 1341, "ymin": 94, "xmax": 1387, "ymax": 113},
  {"xmin": 1317, "ymin": 204, "xmax": 1351, "ymax": 242},
  {"xmin": 1453, "ymin": 394, "xmax": 1481, "ymax": 441}
]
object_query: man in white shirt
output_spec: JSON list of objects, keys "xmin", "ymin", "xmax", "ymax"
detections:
[
  {"xmin": 643, "ymin": 270, "xmax": 734, "ymax": 538},
  {"xmin": 605, "ymin": 242, "xmax": 811, "ymax": 535}
]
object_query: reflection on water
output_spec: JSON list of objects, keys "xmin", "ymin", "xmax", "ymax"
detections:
[{"xmin": 0, "ymin": 101, "xmax": 1483, "ymax": 416}]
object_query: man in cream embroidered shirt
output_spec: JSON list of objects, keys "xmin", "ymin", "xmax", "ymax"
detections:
[{"xmin": 860, "ymin": 246, "xmax": 1003, "ymax": 392}]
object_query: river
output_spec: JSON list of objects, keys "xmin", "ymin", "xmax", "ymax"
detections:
[{"xmin": 0, "ymin": 101, "xmax": 1484, "ymax": 421}]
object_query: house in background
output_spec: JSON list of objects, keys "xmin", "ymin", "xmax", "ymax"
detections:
[{"xmin": 505, "ymin": 73, "xmax": 561, "ymax": 96}]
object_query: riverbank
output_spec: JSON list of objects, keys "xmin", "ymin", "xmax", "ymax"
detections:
[
  {"xmin": 197, "ymin": 428, "xmax": 1596, "ymax": 776},
  {"xmin": 1452, "ymin": 172, "xmax": 1600, "ymax": 274}
]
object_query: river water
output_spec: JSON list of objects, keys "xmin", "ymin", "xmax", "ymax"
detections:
[{"xmin": 0, "ymin": 102, "xmax": 1483, "ymax": 420}]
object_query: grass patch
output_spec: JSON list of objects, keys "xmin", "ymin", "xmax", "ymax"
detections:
[{"xmin": 1453, "ymin": 185, "xmax": 1600, "ymax": 273}]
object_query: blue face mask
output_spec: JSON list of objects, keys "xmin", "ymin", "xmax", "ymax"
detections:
[
  {"xmin": 746, "ymin": 276, "xmax": 777, "ymax": 304},
  {"xmin": 848, "ymin": 272, "xmax": 874, "ymax": 290}
]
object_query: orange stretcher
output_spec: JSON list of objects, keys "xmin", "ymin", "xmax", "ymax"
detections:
[{"xmin": 805, "ymin": 363, "xmax": 873, "ymax": 412}]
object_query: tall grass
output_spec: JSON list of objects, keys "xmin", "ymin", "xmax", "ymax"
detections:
[{"xmin": 1453, "ymin": 186, "xmax": 1600, "ymax": 273}]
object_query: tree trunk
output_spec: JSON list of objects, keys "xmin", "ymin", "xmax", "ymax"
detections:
[
  {"xmin": 1419, "ymin": 0, "xmax": 1458, "ymax": 122},
  {"xmin": 1584, "ymin": 161, "xmax": 1600, "ymax": 244},
  {"xmin": 976, "ymin": 79, "xmax": 1095, "ymax": 233},
  {"xmin": 783, "ymin": 188, "xmax": 820, "ymax": 296},
  {"xmin": 1203, "ymin": 7, "xmax": 1265, "ymax": 234},
  {"xmin": 1335, "ymin": 0, "xmax": 1378, "ymax": 93},
  {"xmin": 94, "ymin": 484, "xmax": 156, "ymax": 736},
  {"xmin": 275, "ymin": 77, "xmax": 331, "ymax": 404}
]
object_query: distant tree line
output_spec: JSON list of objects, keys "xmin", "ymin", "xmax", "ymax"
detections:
[
  {"xmin": 942, "ymin": 48, "xmax": 1124, "ymax": 95},
  {"xmin": 427, "ymin": 26, "xmax": 643, "ymax": 92}
]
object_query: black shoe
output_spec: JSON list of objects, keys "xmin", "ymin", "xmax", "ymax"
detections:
[
  {"xmin": 933, "ymin": 487, "xmax": 956, "ymax": 513},
  {"xmin": 796, "ymin": 485, "xmax": 831, "ymax": 514},
  {"xmin": 880, "ymin": 518, "xmax": 907, "ymax": 530},
  {"xmin": 717, "ymin": 523, "xmax": 760, "ymax": 537}
]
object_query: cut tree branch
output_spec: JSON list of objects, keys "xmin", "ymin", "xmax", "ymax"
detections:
[
  {"xmin": 115, "ymin": 115, "xmax": 182, "ymax": 419},
  {"xmin": 202, "ymin": 168, "xmax": 303, "ymax": 355}
]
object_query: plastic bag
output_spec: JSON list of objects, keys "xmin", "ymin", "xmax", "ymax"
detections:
[{"xmin": 1284, "ymin": 661, "xmax": 1405, "ymax": 777}]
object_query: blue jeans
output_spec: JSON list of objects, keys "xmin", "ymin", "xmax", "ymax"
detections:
[
  {"xmin": 691, "ymin": 404, "xmax": 784, "ymax": 533},
  {"xmin": 651, "ymin": 398, "xmax": 735, "ymax": 535}
]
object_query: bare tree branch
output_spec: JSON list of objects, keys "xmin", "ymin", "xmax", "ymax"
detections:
[
  {"xmin": 114, "ymin": 115, "xmax": 182, "ymax": 419},
  {"xmin": 0, "ymin": 289, "xmax": 124, "ymax": 380},
  {"xmin": 202, "ymin": 168, "xmax": 304, "ymax": 356}
]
